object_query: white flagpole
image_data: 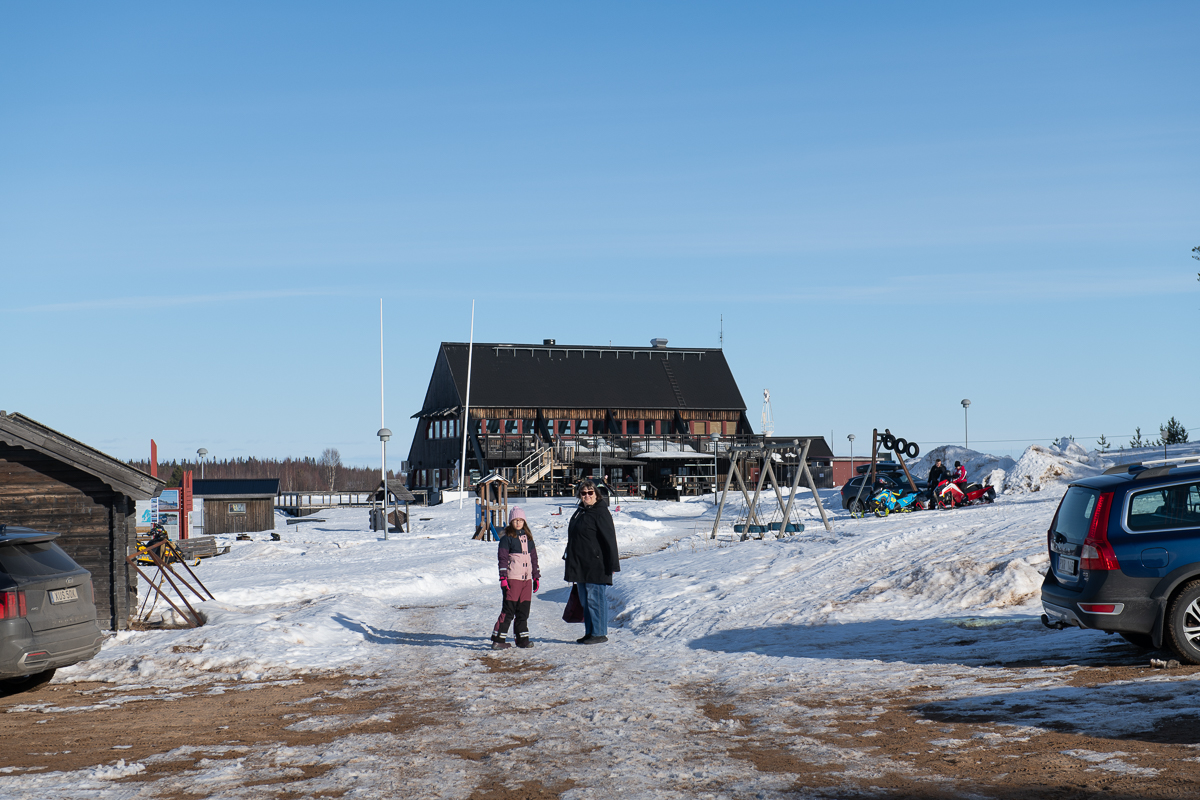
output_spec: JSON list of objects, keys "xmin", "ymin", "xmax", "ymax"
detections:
[{"xmin": 458, "ymin": 300, "xmax": 475, "ymax": 509}]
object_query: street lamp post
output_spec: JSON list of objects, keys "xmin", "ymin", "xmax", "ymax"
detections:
[
  {"xmin": 196, "ymin": 448, "xmax": 208, "ymax": 479},
  {"xmin": 961, "ymin": 399, "xmax": 971, "ymax": 449},
  {"xmin": 378, "ymin": 428, "xmax": 392, "ymax": 540}
]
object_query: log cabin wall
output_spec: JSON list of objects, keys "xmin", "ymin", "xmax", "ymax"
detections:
[
  {"xmin": 200, "ymin": 497, "xmax": 274, "ymax": 534},
  {"xmin": 0, "ymin": 444, "xmax": 136, "ymax": 630}
]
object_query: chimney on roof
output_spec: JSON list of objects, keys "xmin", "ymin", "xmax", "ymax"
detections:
[
  {"xmin": 651, "ymin": 338, "xmax": 668, "ymax": 348},
  {"xmin": 543, "ymin": 339, "xmax": 556, "ymax": 346}
]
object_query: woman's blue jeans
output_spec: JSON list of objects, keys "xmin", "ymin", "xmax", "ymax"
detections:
[{"xmin": 576, "ymin": 582, "xmax": 608, "ymax": 637}]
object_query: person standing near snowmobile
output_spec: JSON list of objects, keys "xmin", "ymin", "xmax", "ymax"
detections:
[
  {"xmin": 565, "ymin": 479, "xmax": 619, "ymax": 645},
  {"xmin": 926, "ymin": 459, "xmax": 947, "ymax": 508}
]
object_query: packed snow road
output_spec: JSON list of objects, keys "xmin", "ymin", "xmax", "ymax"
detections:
[{"xmin": 5, "ymin": 483, "xmax": 1200, "ymax": 799}]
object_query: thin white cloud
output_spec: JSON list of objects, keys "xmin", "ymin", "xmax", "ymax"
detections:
[{"xmin": 5, "ymin": 287, "xmax": 351, "ymax": 313}]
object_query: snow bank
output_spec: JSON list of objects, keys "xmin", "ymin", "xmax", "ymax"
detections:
[
  {"xmin": 1004, "ymin": 439, "xmax": 1108, "ymax": 494},
  {"xmin": 906, "ymin": 445, "xmax": 1015, "ymax": 488}
]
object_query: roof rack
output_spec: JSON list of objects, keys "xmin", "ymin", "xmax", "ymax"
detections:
[{"xmin": 1104, "ymin": 454, "xmax": 1200, "ymax": 477}]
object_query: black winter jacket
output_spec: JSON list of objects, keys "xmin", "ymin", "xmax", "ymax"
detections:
[
  {"xmin": 564, "ymin": 499, "xmax": 620, "ymax": 585},
  {"xmin": 927, "ymin": 464, "xmax": 947, "ymax": 487}
]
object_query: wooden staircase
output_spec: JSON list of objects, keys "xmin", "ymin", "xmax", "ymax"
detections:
[{"xmin": 516, "ymin": 445, "xmax": 553, "ymax": 485}]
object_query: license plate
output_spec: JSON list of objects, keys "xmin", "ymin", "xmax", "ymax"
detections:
[
  {"xmin": 49, "ymin": 587, "xmax": 78, "ymax": 604},
  {"xmin": 1059, "ymin": 557, "xmax": 1078, "ymax": 577}
]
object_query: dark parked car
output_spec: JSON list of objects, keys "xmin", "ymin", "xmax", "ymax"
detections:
[
  {"xmin": 1041, "ymin": 458, "xmax": 1200, "ymax": 662},
  {"xmin": 840, "ymin": 462, "xmax": 927, "ymax": 513},
  {"xmin": 0, "ymin": 525, "xmax": 104, "ymax": 689}
]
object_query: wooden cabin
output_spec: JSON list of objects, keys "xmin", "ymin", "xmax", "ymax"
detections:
[
  {"xmin": 0, "ymin": 411, "xmax": 164, "ymax": 630},
  {"xmin": 407, "ymin": 339, "xmax": 832, "ymax": 496},
  {"xmin": 193, "ymin": 479, "xmax": 279, "ymax": 534}
]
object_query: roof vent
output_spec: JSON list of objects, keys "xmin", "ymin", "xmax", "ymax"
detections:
[
  {"xmin": 651, "ymin": 338, "xmax": 668, "ymax": 348},
  {"xmin": 543, "ymin": 339, "xmax": 556, "ymax": 346}
]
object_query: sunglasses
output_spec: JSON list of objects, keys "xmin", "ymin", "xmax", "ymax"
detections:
[{"xmin": 580, "ymin": 490, "xmax": 596, "ymax": 496}]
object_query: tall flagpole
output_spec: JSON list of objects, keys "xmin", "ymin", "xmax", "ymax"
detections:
[{"xmin": 458, "ymin": 300, "xmax": 475, "ymax": 509}]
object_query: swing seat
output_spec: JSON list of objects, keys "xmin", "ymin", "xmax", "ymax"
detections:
[
  {"xmin": 767, "ymin": 522, "xmax": 782, "ymax": 532},
  {"xmin": 783, "ymin": 523, "xmax": 803, "ymax": 533},
  {"xmin": 733, "ymin": 523, "xmax": 747, "ymax": 534},
  {"xmin": 748, "ymin": 524, "xmax": 768, "ymax": 534}
]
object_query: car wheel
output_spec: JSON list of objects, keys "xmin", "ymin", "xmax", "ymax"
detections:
[
  {"xmin": 0, "ymin": 668, "xmax": 56, "ymax": 696},
  {"xmin": 1119, "ymin": 632, "xmax": 1155, "ymax": 650},
  {"xmin": 1166, "ymin": 581, "xmax": 1200, "ymax": 664}
]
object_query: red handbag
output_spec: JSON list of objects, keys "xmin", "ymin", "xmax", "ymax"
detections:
[{"xmin": 562, "ymin": 584, "xmax": 585, "ymax": 624}]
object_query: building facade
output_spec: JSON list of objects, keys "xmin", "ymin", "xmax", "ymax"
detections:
[
  {"xmin": 0, "ymin": 412, "xmax": 164, "ymax": 630},
  {"xmin": 407, "ymin": 340, "xmax": 832, "ymax": 496}
]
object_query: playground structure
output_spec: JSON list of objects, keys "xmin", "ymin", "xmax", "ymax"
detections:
[
  {"xmin": 711, "ymin": 438, "xmax": 833, "ymax": 540},
  {"xmin": 472, "ymin": 473, "xmax": 510, "ymax": 541},
  {"xmin": 128, "ymin": 536, "xmax": 215, "ymax": 628},
  {"xmin": 849, "ymin": 428, "xmax": 922, "ymax": 516}
]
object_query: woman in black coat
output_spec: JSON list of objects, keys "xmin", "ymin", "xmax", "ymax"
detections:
[{"xmin": 565, "ymin": 479, "xmax": 619, "ymax": 644}]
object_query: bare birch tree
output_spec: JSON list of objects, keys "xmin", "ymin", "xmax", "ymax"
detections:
[{"xmin": 318, "ymin": 447, "xmax": 342, "ymax": 492}]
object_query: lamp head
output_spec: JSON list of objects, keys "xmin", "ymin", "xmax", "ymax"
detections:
[
  {"xmin": 378, "ymin": 428, "xmax": 392, "ymax": 442},
  {"xmin": 197, "ymin": 448, "xmax": 208, "ymax": 458},
  {"xmin": 961, "ymin": 399, "xmax": 971, "ymax": 409}
]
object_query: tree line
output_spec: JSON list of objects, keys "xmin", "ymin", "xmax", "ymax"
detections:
[
  {"xmin": 126, "ymin": 451, "xmax": 398, "ymax": 491},
  {"xmin": 1095, "ymin": 417, "xmax": 1189, "ymax": 452}
]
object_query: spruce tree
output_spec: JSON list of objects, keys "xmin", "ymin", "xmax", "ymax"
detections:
[
  {"xmin": 1160, "ymin": 416, "xmax": 1189, "ymax": 445},
  {"xmin": 1129, "ymin": 427, "xmax": 1145, "ymax": 448},
  {"xmin": 1096, "ymin": 434, "xmax": 1109, "ymax": 452}
]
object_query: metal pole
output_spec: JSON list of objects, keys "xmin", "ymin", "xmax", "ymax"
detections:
[
  {"xmin": 459, "ymin": 300, "xmax": 475, "ymax": 509},
  {"xmin": 961, "ymin": 399, "xmax": 971, "ymax": 449}
]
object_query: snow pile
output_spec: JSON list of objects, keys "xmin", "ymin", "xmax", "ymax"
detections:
[
  {"xmin": 906, "ymin": 445, "xmax": 1015, "ymax": 488},
  {"xmin": 1004, "ymin": 439, "xmax": 1108, "ymax": 494}
]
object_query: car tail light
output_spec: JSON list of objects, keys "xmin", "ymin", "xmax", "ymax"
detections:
[
  {"xmin": 1079, "ymin": 603, "xmax": 1119, "ymax": 613},
  {"xmin": 1, "ymin": 590, "xmax": 27, "ymax": 619},
  {"xmin": 1080, "ymin": 491, "xmax": 1119, "ymax": 571}
]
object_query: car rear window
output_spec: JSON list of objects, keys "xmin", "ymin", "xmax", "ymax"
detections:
[
  {"xmin": 0, "ymin": 542, "xmax": 81, "ymax": 577},
  {"xmin": 1127, "ymin": 482, "xmax": 1200, "ymax": 532},
  {"xmin": 1055, "ymin": 486, "xmax": 1100, "ymax": 543}
]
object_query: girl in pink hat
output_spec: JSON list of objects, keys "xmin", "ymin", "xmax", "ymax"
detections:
[{"xmin": 490, "ymin": 507, "xmax": 540, "ymax": 650}]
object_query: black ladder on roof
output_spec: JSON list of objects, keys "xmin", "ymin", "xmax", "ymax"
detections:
[{"xmin": 661, "ymin": 358, "xmax": 687, "ymax": 407}]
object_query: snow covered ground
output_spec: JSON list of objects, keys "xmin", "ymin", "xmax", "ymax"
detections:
[{"xmin": 8, "ymin": 446, "xmax": 1200, "ymax": 798}]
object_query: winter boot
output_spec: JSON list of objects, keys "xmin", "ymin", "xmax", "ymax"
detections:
[
  {"xmin": 516, "ymin": 637, "xmax": 534, "ymax": 649},
  {"xmin": 490, "ymin": 635, "xmax": 511, "ymax": 651}
]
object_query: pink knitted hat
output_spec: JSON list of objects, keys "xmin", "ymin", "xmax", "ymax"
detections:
[{"xmin": 509, "ymin": 507, "xmax": 526, "ymax": 522}]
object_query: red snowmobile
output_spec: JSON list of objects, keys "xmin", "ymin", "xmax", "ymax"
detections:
[{"xmin": 934, "ymin": 478, "xmax": 996, "ymax": 509}]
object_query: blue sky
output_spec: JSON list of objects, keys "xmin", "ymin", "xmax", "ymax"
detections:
[{"xmin": 2, "ymin": 3, "xmax": 1197, "ymax": 466}]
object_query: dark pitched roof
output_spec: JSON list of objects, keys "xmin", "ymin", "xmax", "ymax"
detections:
[
  {"xmin": 424, "ymin": 342, "xmax": 747, "ymax": 412},
  {"xmin": 0, "ymin": 411, "xmax": 164, "ymax": 500},
  {"xmin": 193, "ymin": 478, "xmax": 280, "ymax": 498}
]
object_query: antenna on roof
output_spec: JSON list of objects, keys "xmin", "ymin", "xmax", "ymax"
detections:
[{"xmin": 720, "ymin": 314, "xmax": 723, "ymax": 349}]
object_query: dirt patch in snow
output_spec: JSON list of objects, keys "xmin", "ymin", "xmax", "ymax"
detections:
[
  {"xmin": 691, "ymin": 678, "xmax": 1200, "ymax": 799},
  {"xmin": 0, "ymin": 674, "xmax": 447, "ymax": 785}
]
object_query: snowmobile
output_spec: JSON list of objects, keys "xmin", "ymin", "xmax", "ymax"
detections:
[
  {"xmin": 934, "ymin": 478, "xmax": 996, "ymax": 509},
  {"xmin": 870, "ymin": 487, "xmax": 923, "ymax": 517}
]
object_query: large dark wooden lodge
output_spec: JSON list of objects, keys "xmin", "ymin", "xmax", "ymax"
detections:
[
  {"xmin": 0, "ymin": 412, "xmax": 164, "ymax": 630},
  {"xmin": 408, "ymin": 340, "xmax": 833, "ymax": 496}
]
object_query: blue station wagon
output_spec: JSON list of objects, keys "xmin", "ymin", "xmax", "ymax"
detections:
[{"xmin": 1041, "ymin": 457, "xmax": 1200, "ymax": 661}]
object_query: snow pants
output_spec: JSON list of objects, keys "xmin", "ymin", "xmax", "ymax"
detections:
[{"xmin": 492, "ymin": 579, "xmax": 533, "ymax": 642}]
